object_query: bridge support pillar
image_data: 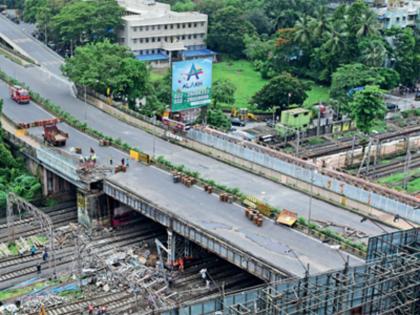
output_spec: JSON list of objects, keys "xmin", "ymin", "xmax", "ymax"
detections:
[
  {"xmin": 167, "ymin": 229, "xmax": 176, "ymax": 266},
  {"xmin": 77, "ymin": 190, "xmax": 109, "ymax": 229},
  {"xmin": 42, "ymin": 168, "xmax": 75, "ymax": 200}
]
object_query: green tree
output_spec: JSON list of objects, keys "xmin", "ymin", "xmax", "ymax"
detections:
[
  {"xmin": 207, "ymin": 6, "xmax": 255, "ymax": 58},
  {"xmin": 212, "ymin": 79, "xmax": 236, "ymax": 107},
  {"xmin": 293, "ymin": 15, "xmax": 313, "ymax": 48},
  {"xmin": 251, "ymin": 72, "xmax": 308, "ymax": 110},
  {"xmin": 49, "ymin": 0, "xmax": 123, "ymax": 53},
  {"xmin": 246, "ymin": 9, "xmax": 273, "ymax": 35},
  {"xmin": 330, "ymin": 63, "xmax": 384, "ymax": 109},
  {"xmin": 4, "ymin": 0, "xmax": 24, "ymax": 10},
  {"xmin": 23, "ymin": 0, "xmax": 69, "ymax": 23},
  {"xmin": 0, "ymin": 100, "xmax": 41, "ymax": 210},
  {"xmin": 314, "ymin": 21, "xmax": 349, "ymax": 81},
  {"xmin": 390, "ymin": 27, "xmax": 419, "ymax": 87},
  {"xmin": 375, "ymin": 67, "xmax": 400, "ymax": 90},
  {"xmin": 153, "ymin": 73, "xmax": 171, "ymax": 106},
  {"xmin": 243, "ymin": 34, "xmax": 273, "ymax": 62},
  {"xmin": 62, "ymin": 41, "xmax": 149, "ymax": 106},
  {"xmin": 264, "ymin": 0, "xmax": 320, "ymax": 30},
  {"xmin": 359, "ymin": 37, "xmax": 387, "ymax": 67},
  {"xmin": 172, "ymin": 0, "xmax": 196, "ymax": 12},
  {"xmin": 354, "ymin": 9, "xmax": 379, "ymax": 38},
  {"xmin": 349, "ymin": 85, "xmax": 385, "ymax": 134},
  {"xmin": 312, "ymin": 6, "xmax": 329, "ymax": 39},
  {"xmin": 207, "ymin": 109, "xmax": 231, "ymax": 131}
]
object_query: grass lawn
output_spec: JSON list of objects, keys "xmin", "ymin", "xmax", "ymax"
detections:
[
  {"xmin": 303, "ymin": 84, "xmax": 330, "ymax": 106},
  {"xmin": 213, "ymin": 60, "xmax": 267, "ymax": 108},
  {"xmin": 150, "ymin": 59, "xmax": 330, "ymax": 109},
  {"xmin": 150, "ymin": 68, "xmax": 168, "ymax": 81}
]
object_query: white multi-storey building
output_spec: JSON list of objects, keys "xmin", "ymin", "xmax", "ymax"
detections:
[
  {"xmin": 371, "ymin": 0, "xmax": 420, "ymax": 29},
  {"xmin": 117, "ymin": 0, "xmax": 214, "ymax": 67}
]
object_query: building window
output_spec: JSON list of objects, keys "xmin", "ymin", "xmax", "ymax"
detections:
[
  {"xmin": 403, "ymin": 16, "xmax": 406, "ymax": 21},
  {"xmin": 188, "ymin": 23, "xmax": 192, "ymax": 28},
  {"xmin": 151, "ymin": 26, "xmax": 155, "ymax": 31},
  {"xmin": 182, "ymin": 24, "xmax": 186, "ymax": 28},
  {"xmin": 182, "ymin": 35, "xmax": 185, "ymax": 40},
  {"xmin": 140, "ymin": 38, "xmax": 143, "ymax": 43},
  {"xmin": 157, "ymin": 37, "xmax": 161, "ymax": 42},
  {"xmin": 201, "ymin": 22, "xmax": 205, "ymax": 26},
  {"xmin": 193, "ymin": 34, "xmax": 197, "ymax": 39},
  {"xmin": 164, "ymin": 25, "xmax": 168, "ymax": 30},
  {"xmin": 177, "ymin": 24, "xmax": 180, "ymax": 29},
  {"xmin": 170, "ymin": 24, "xmax": 174, "ymax": 29},
  {"xmin": 193, "ymin": 23, "xmax": 197, "ymax": 27},
  {"xmin": 133, "ymin": 27, "xmax": 137, "ymax": 32},
  {"xmin": 139, "ymin": 26, "xmax": 143, "ymax": 31},
  {"xmin": 133, "ymin": 39, "xmax": 138, "ymax": 43},
  {"xmin": 188, "ymin": 35, "xmax": 191, "ymax": 39},
  {"xmin": 396, "ymin": 17, "xmax": 400, "ymax": 22},
  {"xmin": 157, "ymin": 25, "xmax": 161, "ymax": 30},
  {"xmin": 146, "ymin": 38, "xmax": 149, "ymax": 43}
]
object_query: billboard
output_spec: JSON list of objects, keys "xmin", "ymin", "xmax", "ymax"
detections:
[{"xmin": 172, "ymin": 58, "xmax": 212, "ymax": 112}]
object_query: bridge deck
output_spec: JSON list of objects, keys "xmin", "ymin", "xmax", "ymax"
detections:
[{"xmin": 107, "ymin": 166, "xmax": 364, "ymax": 278}]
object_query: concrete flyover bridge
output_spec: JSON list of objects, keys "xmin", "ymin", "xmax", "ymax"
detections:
[
  {"xmin": 1, "ymin": 79, "xmax": 364, "ymax": 283},
  {"xmin": 104, "ymin": 167, "xmax": 363, "ymax": 282}
]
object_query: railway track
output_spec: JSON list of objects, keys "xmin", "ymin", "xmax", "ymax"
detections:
[
  {"xmin": 0, "ymin": 206, "xmax": 78, "ymax": 243},
  {"xmin": 363, "ymin": 154, "xmax": 420, "ymax": 179},
  {"xmin": 27, "ymin": 292, "xmax": 134, "ymax": 315},
  {"xmin": 0, "ymin": 224, "xmax": 165, "ymax": 288}
]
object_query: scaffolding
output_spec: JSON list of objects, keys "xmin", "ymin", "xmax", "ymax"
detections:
[{"xmin": 160, "ymin": 228, "xmax": 420, "ymax": 315}]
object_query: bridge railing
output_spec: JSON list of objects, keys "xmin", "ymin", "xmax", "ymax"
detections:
[{"xmin": 187, "ymin": 127, "xmax": 419, "ymax": 223}]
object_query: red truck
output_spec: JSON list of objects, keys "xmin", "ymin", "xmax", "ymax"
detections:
[
  {"xmin": 18, "ymin": 118, "xmax": 68, "ymax": 147},
  {"xmin": 43, "ymin": 123, "xmax": 68, "ymax": 147},
  {"xmin": 10, "ymin": 85, "xmax": 30, "ymax": 104}
]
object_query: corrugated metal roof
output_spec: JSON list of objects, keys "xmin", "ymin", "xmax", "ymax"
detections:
[
  {"xmin": 181, "ymin": 48, "xmax": 216, "ymax": 58},
  {"xmin": 135, "ymin": 53, "xmax": 169, "ymax": 61}
]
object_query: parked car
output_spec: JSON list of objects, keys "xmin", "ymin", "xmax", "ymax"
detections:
[
  {"xmin": 231, "ymin": 118, "xmax": 246, "ymax": 127},
  {"xmin": 266, "ymin": 119, "xmax": 275, "ymax": 128},
  {"xmin": 386, "ymin": 103, "xmax": 399, "ymax": 112}
]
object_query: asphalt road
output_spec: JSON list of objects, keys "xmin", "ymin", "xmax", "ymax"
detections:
[
  {"xmin": 109, "ymin": 169, "xmax": 363, "ymax": 277},
  {"xmin": 0, "ymin": 17, "xmax": 394, "ymax": 237},
  {"xmin": 0, "ymin": 14, "xmax": 64, "ymax": 77}
]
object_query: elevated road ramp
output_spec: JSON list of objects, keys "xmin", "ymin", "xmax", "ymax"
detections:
[{"xmin": 104, "ymin": 166, "xmax": 363, "ymax": 282}]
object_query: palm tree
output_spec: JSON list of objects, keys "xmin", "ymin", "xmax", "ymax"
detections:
[
  {"xmin": 323, "ymin": 22, "xmax": 348, "ymax": 55},
  {"xmin": 312, "ymin": 6, "xmax": 329, "ymax": 38},
  {"xmin": 361, "ymin": 40, "xmax": 387, "ymax": 67},
  {"xmin": 356, "ymin": 10, "xmax": 380, "ymax": 38},
  {"xmin": 293, "ymin": 15, "xmax": 314, "ymax": 47}
]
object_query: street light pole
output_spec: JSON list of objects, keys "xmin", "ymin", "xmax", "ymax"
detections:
[
  {"xmin": 308, "ymin": 169, "xmax": 316, "ymax": 225},
  {"xmin": 152, "ymin": 113, "xmax": 156, "ymax": 158}
]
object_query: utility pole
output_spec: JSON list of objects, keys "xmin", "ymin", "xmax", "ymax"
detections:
[
  {"xmin": 84, "ymin": 85, "xmax": 87, "ymax": 122},
  {"xmin": 308, "ymin": 169, "xmax": 317, "ymax": 225},
  {"xmin": 402, "ymin": 139, "xmax": 412, "ymax": 190},
  {"xmin": 296, "ymin": 130, "xmax": 300, "ymax": 156}
]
